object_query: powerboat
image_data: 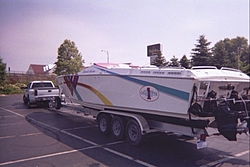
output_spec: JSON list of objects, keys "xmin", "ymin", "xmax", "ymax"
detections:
[{"xmin": 56, "ymin": 63, "xmax": 249, "ymax": 142}]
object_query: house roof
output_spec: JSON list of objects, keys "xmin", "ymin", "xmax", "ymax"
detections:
[{"xmin": 28, "ymin": 64, "xmax": 46, "ymax": 74}]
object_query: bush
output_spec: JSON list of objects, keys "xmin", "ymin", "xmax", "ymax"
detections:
[
  {"xmin": 15, "ymin": 83, "xmax": 27, "ymax": 89},
  {"xmin": 0, "ymin": 83, "xmax": 25, "ymax": 94}
]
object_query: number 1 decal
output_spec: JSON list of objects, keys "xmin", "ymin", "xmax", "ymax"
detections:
[{"xmin": 140, "ymin": 86, "xmax": 159, "ymax": 102}]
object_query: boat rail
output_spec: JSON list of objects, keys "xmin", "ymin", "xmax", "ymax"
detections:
[
  {"xmin": 220, "ymin": 67, "xmax": 241, "ymax": 72},
  {"xmin": 191, "ymin": 66, "xmax": 217, "ymax": 70}
]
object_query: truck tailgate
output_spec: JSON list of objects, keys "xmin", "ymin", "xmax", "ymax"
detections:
[{"xmin": 35, "ymin": 87, "xmax": 59, "ymax": 97}]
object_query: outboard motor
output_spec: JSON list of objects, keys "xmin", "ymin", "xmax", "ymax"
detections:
[
  {"xmin": 215, "ymin": 90, "xmax": 248, "ymax": 141},
  {"xmin": 203, "ymin": 90, "xmax": 217, "ymax": 113},
  {"xmin": 229, "ymin": 90, "xmax": 245, "ymax": 111}
]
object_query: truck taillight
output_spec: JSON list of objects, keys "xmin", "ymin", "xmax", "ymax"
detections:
[
  {"xmin": 200, "ymin": 134, "xmax": 206, "ymax": 141},
  {"xmin": 34, "ymin": 90, "xmax": 38, "ymax": 96}
]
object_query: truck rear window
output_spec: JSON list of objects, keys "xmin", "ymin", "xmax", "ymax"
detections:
[{"xmin": 32, "ymin": 83, "xmax": 53, "ymax": 88}]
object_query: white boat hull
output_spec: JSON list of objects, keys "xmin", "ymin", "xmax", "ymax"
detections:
[
  {"xmin": 57, "ymin": 73, "xmax": 197, "ymax": 119},
  {"xmin": 56, "ymin": 63, "xmax": 250, "ymax": 141}
]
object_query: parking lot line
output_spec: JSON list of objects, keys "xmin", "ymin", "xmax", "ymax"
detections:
[
  {"xmin": 0, "ymin": 132, "xmax": 42, "ymax": 139},
  {"xmin": 0, "ymin": 122, "xmax": 29, "ymax": 126},
  {"xmin": 1, "ymin": 107, "xmax": 156, "ymax": 167},
  {"xmin": 0, "ymin": 107, "xmax": 24, "ymax": 118},
  {"xmin": 28, "ymin": 116, "xmax": 157, "ymax": 167},
  {"xmin": 0, "ymin": 147, "xmax": 84, "ymax": 166}
]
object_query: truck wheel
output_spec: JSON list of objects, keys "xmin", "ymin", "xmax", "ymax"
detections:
[
  {"xmin": 111, "ymin": 116, "xmax": 126, "ymax": 140},
  {"xmin": 55, "ymin": 97, "xmax": 61, "ymax": 110},
  {"xmin": 27, "ymin": 98, "xmax": 32, "ymax": 108},
  {"xmin": 97, "ymin": 114, "xmax": 111, "ymax": 135},
  {"xmin": 23, "ymin": 95, "xmax": 28, "ymax": 104},
  {"xmin": 126, "ymin": 119, "xmax": 143, "ymax": 146}
]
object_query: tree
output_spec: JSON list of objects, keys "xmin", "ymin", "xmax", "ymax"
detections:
[
  {"xmin": 0, "ymin": 57, "xmax": 6, "ymax": 85},
  {"xmin": 239, "ymin": 44, "xmax": 250, "ymax": 75},
  {"xmin": 151, "ymin": 51, "xmax": 168, "ymax": 67},
  {"xmin": 212, "ymin": 40, "xmax": 231, "ymax": 68},
  {"xmin": 191, "ymin": 35, "xmax": 212, "ymax": 66},
  {"xmin": 231, "ymin": 37, "xmax": 248, "ymax": 70},
  {"xmin": 212, "ymin": 36, "xmax": 249, "ymax": 70},
  {"xmin": 169, "ymin": 56, "xmax": 180, "ymax": 67},
  {"xmin": 179, "ymin": 55, "xmax": 190, "ymax": 68},
  {"xmin": 54, "ymin": 39, "xmax": 84, "ymax": 75}
]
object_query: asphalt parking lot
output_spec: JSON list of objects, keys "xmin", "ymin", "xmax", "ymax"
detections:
[{"xmin": 0, "ymin": 94, "xmax": 249, "ymax": 167}]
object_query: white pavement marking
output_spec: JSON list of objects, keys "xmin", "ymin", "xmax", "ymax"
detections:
[
  {"xmin": 0, "ymin": 107, "xmax": 24, "ymax": 118},
  {"xmin": 0, "ymin": 122, "xmax": 28, "ymax": 126},
  {"xmin": 0, "ymin": 146, "xmax": 97, "ymax": 166},
  {"xmin": 200, "ymin": 150, "xmax": 250, "ymax": 167},
  {"xmin": 0, "ymin": 132, "xmax": 42, "ymax": 139},
  {"xmin": 0, "ymin": 107, "xmax": 156, "ymax": 167}
]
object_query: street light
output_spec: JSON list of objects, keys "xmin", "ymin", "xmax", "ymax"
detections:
[{"xmin": 101, "ymin": 50, "xmax": 109, "ymax": 63}]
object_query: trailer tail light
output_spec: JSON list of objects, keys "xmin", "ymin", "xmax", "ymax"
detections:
[{"xmin": 34, "ymin": 90, "xmax": 38, "ymax": 96}]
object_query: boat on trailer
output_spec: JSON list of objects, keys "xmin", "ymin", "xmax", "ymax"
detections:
[{"xmin": 56, "ymin": 63, "xmax": 249, "ymax": 148}]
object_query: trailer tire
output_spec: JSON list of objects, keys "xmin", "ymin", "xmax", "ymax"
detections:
[
  {"xmin": 111, "ymin": 116, "xmax": 126, "ymax": 140},
  {"xmin": 97, "ymin": 114, "xmax": 111, "ymax": 135},
  {"xmin": 126, "ymin": 119, "xmax": 143, "ymax": 146}
]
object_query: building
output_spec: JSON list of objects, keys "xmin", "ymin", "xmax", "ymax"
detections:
[{"xmin": 26, "ymin": 64, "xmax": 55, "ymax": 75}]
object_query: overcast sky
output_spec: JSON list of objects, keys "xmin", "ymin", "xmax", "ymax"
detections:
[{"xmin": 0, "ymin": 0, "xmax": 249, "ymax": 71}]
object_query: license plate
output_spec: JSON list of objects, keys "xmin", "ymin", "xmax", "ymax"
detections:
[
  {"xmin": 43, "ymin": 97, "xmax": 51, "ymax": 100},
  {"xmin": 197, "ymin": 140, "xmax": 207, "ymax": 149}
]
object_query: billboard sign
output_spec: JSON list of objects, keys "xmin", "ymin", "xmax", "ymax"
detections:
[{"xmin": 147, "ymin": 43, "xmax": 161, "ymax": 57}]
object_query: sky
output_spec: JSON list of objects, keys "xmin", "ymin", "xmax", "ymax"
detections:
[{"xmin": 0, "ymin": 0, "xmax": 249, "ymax": 72}]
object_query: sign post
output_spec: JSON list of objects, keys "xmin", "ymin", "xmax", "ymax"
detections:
[{"xmin": 147, "ymin": 43, "xmax": 162, "ymax": 65}]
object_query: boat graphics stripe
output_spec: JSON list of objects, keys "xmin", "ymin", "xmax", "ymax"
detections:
[
  {"xmin": 64, "ymin": 76, "xmax": 83, "ymax": 101},
  {"xmin": 77, "ymin": 82, "xmax": 113, "ymax": 106},
  {"xmin": 63, "ymin": 75, "xmax": 113, "ymax": 106},
  {"xmin": 96, "ymin": 67, "xmax": 190, "ymax": 101}
]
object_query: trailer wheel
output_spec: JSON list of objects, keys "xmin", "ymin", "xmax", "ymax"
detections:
[
  {"xmin": 111, "ymin": 116, "xmax": 126, "ymax": 140},
  {"xmin": 126, "ymin": 119, "xmax": 143, "ymax": 146},
  {"xmin": 97, "ymin": 114, "xmax": 111, "ymax": 135}
]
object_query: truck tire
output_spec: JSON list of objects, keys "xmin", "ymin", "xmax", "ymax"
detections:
[
  {"xmin": 27, "ymin": 98, "xmax": 32, "ymax": 108},
  {"xmin": 111, "ymin": 116, "xmax": 126, "ymax": 140},
  {"xmin": 23, "ymin": 95, "xmax": 28, "ymax": 104},
  {"xmin": 55, "ymin": 97, "xmax": 61, "ymax": 110},
  {"xmin": 126, "ymin": 119, "xmax": 143, "ymax": 146},
  {"xmin": 97, "ymin": 114, "xmax": 111, "ymax": 135}
]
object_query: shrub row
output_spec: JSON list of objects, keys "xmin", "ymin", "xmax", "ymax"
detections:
[
  {"xmin": 0, "ymin": 83, "xmax": 27, "ymax": 94},
  {"xmin": 0, "ymin": 74, "xmax": 56, "ymax": 95}
]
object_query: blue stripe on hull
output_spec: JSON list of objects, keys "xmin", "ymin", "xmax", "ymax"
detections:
[{"xmin": 97, "ymin": 67, "xmax": 190, "ymax": 101}]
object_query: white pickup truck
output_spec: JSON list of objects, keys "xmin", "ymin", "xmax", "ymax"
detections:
[{"xmin": 23, "ymin": 81, "xmax": 61, "ymax": 109}]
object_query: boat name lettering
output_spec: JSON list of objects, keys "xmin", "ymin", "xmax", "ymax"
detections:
[
  {"xmin": 153, "ymin": 71, "xmax": 165, "ymax": 74},
  {"xmin": 140, "ymin": 71, "xmax": 151, "ymax": 74},
  {"xmin": 168, "ymin": 72, "xmax": 181, "ymax": 75},
  {"xmin": 139, "ymin": 86, "xmax": 159, "ymax": 102}
]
